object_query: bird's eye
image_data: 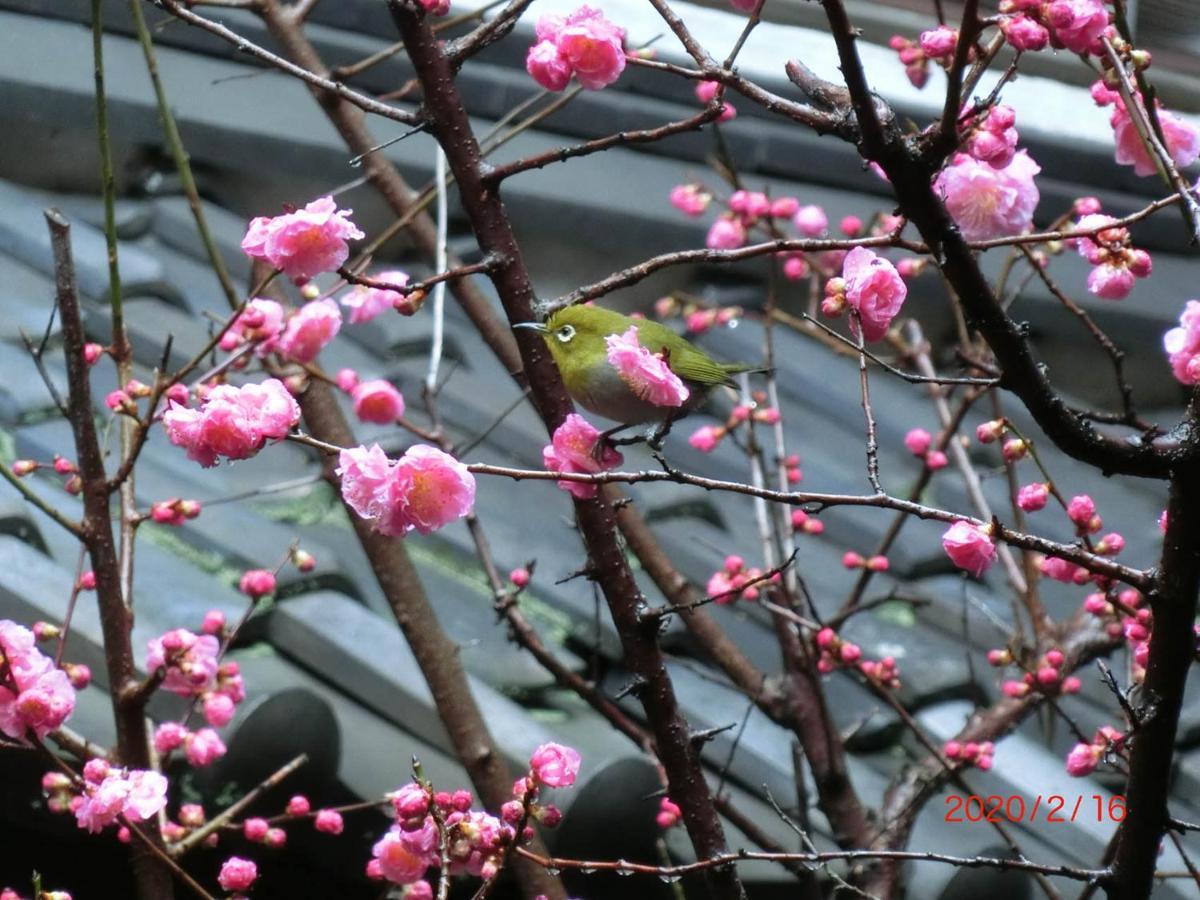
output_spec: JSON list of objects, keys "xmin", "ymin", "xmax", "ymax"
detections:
[{"xmin": 555, "ymin": 325, "xmax": 576, "ymax": 343}]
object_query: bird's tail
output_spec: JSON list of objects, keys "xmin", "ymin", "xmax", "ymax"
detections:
[{"xmin": 716, "ymin": 362, "xmax": 772, "ymax": 389}]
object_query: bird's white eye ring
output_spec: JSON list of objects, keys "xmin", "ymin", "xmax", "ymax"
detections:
[{"xmin": 555, "ymin": 325, "xmax": 576, "ymax": 343}]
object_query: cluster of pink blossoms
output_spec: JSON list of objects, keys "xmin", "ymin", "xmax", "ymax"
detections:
[
  {"xmin": 654, "ymin": 295, "xmax": 742, "ymax": 335},
  {"xmin": 706, "ymin": 555, "xmax": 774, "ymax": 603},
  {"xmin": 10, "ymin": 453, "xmax": 86, "ymax": 497},
  {"xmin": 994, "ymin": 647, "xmax": 1082, "ymax": 699},
  {"xmin": 370, "ymin": 744, "xmax": 579, "ymax": 890},
  {"xmin": 338, "ymin": 443, "xmax": 476, "ymax": 537},
  {"xmin": 815, "ymin": 628, "xmax": 901, "ymax": 688},
  {"xmin": 526, "ymin": 6, "xmax": 626, "ymax": 92},
  {"xmin": 542, "ymin": 414, "xmax": 623, "ymax": 499},
  {"xmin": 841, "ymin": 550, "xmax": 890, "ymax": 573},
  {"xmin": 1092, "ymin": 80, "xmax": 1200, "ymax": 178},
  {"xmin": 703, "ymin": 189, "xmax": 802, "ymax": 252},
  {"xmin": 887, "ymin": 25, "xmax": 962, "ymax": 89},
  {"xmin": 903, "ymin": 427, "xmax": 949, "ymax": 470},
  {"xmin": 656, "ymin": 796, "xmax": 682, "ymax": 829},
  {"xmin": 146, "ymin": 621, "xmax": 245, "ymax": 728},
  {"xmin": 1083, "ymin": 588, "xmax": 1152, "ymax": 678},
  {"xmin": 57, "ymin": 758, "xmax": 168, "ymax": 833},
  {"xmin": 688, "ymin": 400, "xmax": 782, "ymax": 454},
  {"xmin": 163, "ymin": 378, "xmax": 300, "ymax": 468},
  {"xmin": 1067, "ymin": 204, "xmax": 1152, "ymax": 300},
  {"xmin": 0, "ymin": 620, "xmax": 76, "ymax": 741},
  {"xmin": 943, "ymin": 739, "xmax": 995, "ymax": 771},
  {"xmin": 241, "ymin": 196, "xmax": 364, "ymax": 284},
  {"xmin": 220, "ymin": 297, "xmax": 343, "ymax": 364},
  {"xmin": 1163, "ymin": 300, "xmax": 1200, "ymax": 385},
  {"xmin": 340, "ymin": 270, "xmax": 423, "ymax": 322},
  {"xmin": 605, "ymin": 326, "xmax": 690, "ymax": 407},
  {"xmin": 822, "ymin": 247, "xmax": 908, "ymax": 342},
  {"xmin": 934, "ymin": 150, "xmax": 1041, "ymax": 242},
  {"xmin": 1066, "ymin": 726, "xmax": 1125, "ymax": 777},
  {"xmin": 790, "ymin": 509, "xmax": 825, "ymax": 536},
  {"xmin": 962, "ymin": 105, "xmax": 1019, "ymax": 170}
]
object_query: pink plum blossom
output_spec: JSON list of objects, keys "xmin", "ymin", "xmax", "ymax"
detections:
[
  {"xmin": 418, "ymin": 0, "xmax": 450, "ymax": 16},
  {"xmin": 934, "ymin": 151, "xmax": 1041, "ymax": 241},
  {"xmin": 1002, "ymin": 14, "xmax": 1049, "ymax": 51},
  {"xmin": 841, "ymin": 247, "xmax": 907, "ymax": 341},
  {"xmin": 217, "ymin": 858, "xmax": 258, "ymax": 893},
  {"xmin": 185, "ymin": 728, "xmax": 227, "ymax": 768},
  {"xmin": 941, "ymin": 521, "xmax": 997, "ymax": 577},
  {"xmin": 706, "ymin": 217, "xmax": 746, "ymax": 249},
  {"xmin": 526, "ymin": 40, "xmax": 573, "ymax": 91},
  {"xmin": 605, "ymin": 326, "xmax": 690, "ymax": 408},
  {"xmin": 530, "ymin": 742, "xmax": 581, "ymax": 788},
  {"xmin": 241, "ymin": 197, "xmax": 364, "ymax": 284},
  {"xmin": 1111, "ymin": 104, "xmax": 1200, "ymax": 178},
  {"xmin": 372, "ymin": 826, "xmax": 437, "ymax": 885},
  {"xmin": 276, "ymin": 298, "xmax": 342, "ymax": 363},
  {"xmin": 163, "ymin": 379, "xmax": 300, "ymax": 468},
  {"xmin": 146, "ymin": 629, "xmax": 220, "ymax": 697},
  {"xmin": 1046, "ymin": 0, "xmax": 1109, "ymax": 55},
  {"xmin": 1165, "ymin": 301, "xmax": 1200, "ymax": 385},
  {"xmin": 542, "ymin": 414, "xmax": 623, "ymax": 500},
  {"xmin": 219, "ymin": 299, "xmax": 284, "ymax": 356},
  {"xmin": 74, "ymin": 768, "xmax": 167, "ymax": 833},
  {"xmin": 352, "ymin": 380, "xmax": 406, "ymax": 424},
  {"xmin": 341, "ymin": 271, "xmax": 411, "ymax": 324},
  {"xmin": 337, "ymin": 444, "xmax": 475, "ymax": 537},
  {"xmin": 528, "ymin": 7, "xmax": 626, "ymax": 91},
  {"xmin": 0, "ymin": 621, "xmax": 75, "ymax": 741},
  {"xmin": 239, "ymin": 569, "xmax": 276, "ymax": 599}
]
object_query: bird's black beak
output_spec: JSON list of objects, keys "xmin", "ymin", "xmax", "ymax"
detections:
[{"xmin": 513, "ymin": 321, "xmax": 549, "ymax": 334}]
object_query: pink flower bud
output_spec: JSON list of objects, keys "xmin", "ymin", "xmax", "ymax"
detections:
[
  {"xmin": 217, "ymin": 857, "xmax": 258, "ymax": 893},
  {"xmin": 792, "ymin": 205, "xmax": 828, "ymax": 237},
  {"xmin": 351, "ymin": 379, "xmax": 406, "ymax": 425},
  {"xmin": 986, "ymin": 648, "xmax": 1011, "ymax": 666},
  {"xmin": 841, "ymin": 551, "xmax": 864, "ymax": 569},
  {"xmin": 83, "ymin": 342, "xmax": 104, "ymax": 366},
  {"xmin": 975, "ymin": 420, "xmax": 1005, "ymax": 443},
  {"xmin": 1061, "ymin": 676, "xmax": 1082, "ymax": 694},
  {"xmin": 925, "ymin": 450, "xmax": 948, "ymax": 470},
  {"xmin": 1002, "ymin": 14, "xmax": 1049, "ymax": 51},
  {"xmin": 239, "ymin": 569, "xmax": 277, "ymax": 599},
  {"xmin": 724, "ymin": 555, "xmax": 744, "ymax": 574},
  {"xmin": 1001, "ymin": 438, "xmax": 1027, "ymax": 462},
  {"xmin": 770, "ymin": 197, "xmax": 800, "ymax": 218},
  {"xmin": 840, "ymin": 215, "xmax": 863, "ymax": 237},
  {"xmin": 335, "ymin": 368, "xmax": 360, "ymax": 392},
  {"xmin": 64, "ymin": 663, "xmax": 91, "ymax": 690},
  {"xmin": 1017, "ymin": 482, "xmax": 1049, "ymax": 512},
  {"xmin": 314, "ymin": 809, "xmax": 344, "ymax": 834},
  {"xmin": 509, "ymin": 567, "xmax": 531, "ymax": 588},
  {"xmin": 919, "ymin": 25, "xmax": 958, "ymax": 59},
  {"xmin": 244, "ymin": 817, "xmax": 269, "ymax": 841},
  {"xmin": 1067, "ymin": 495, "xmax": 1096, "ymax": 527},
  {"xmin": 904, "ymin": 428, "xmax": 932, "ymax": 456},
  {"xmin": 11, "ymin": 459, "xmax": 38, "ymax": 477},
  {"xmin": 688, "ymin": 425, "xmax": 723, "ymax": 453},
  {"xmin": 1065, "ymin": 742, "xmax": 1099, "ymax": 777},
  {"xmin": 265, "ymin": 827, "xmax": 287, "ymax": 847},
  {"xmin": 944, "ymin": 740, "xmax": 962, "ymax": 758}
]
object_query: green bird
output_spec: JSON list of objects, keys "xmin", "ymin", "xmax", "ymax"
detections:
[{"xmin": 515, "ymin": 305, "xmax": 760, "ymax": 437}]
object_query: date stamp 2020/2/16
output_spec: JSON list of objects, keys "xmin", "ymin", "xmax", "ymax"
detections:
[{"xmin": 945, "ymin": 794, "xmax": 1127, "ymax": 824}]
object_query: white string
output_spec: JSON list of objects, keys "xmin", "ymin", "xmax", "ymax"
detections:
[{"xmin": 427, "ymin": 144, "xmax": 448, "ymax": 392}]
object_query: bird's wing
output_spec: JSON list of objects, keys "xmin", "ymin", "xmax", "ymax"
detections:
[{"xmin": 667, "ymin": 345, "xmax": 741, "ymax": 387}]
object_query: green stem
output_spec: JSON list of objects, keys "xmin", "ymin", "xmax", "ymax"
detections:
[
  {"xmin": 128, "ymin": 0, "xmax": 240, "ymax": 312},
  {"xmin": 91, "ymin": 0, "xmax": 124, "ymax": 341}
]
